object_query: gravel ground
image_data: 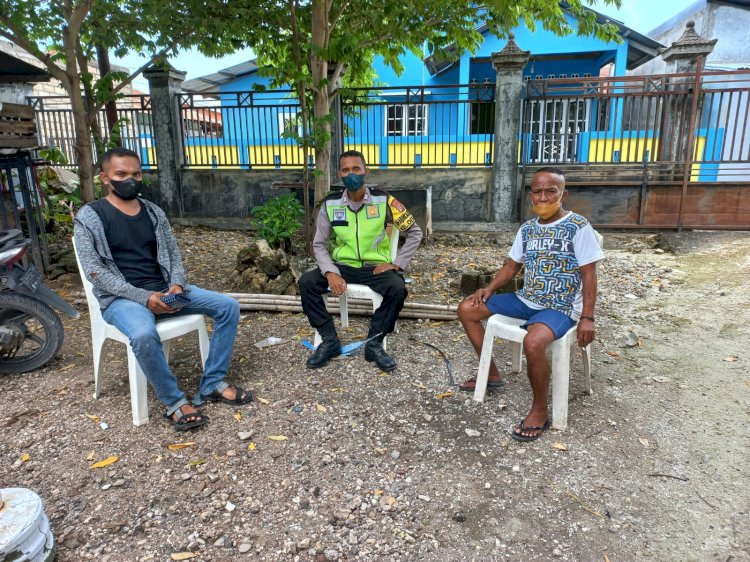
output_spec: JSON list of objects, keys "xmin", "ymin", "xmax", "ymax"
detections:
[{"xmin": 1, "ymin": 227, "xmax": 748, "ymax": 562}]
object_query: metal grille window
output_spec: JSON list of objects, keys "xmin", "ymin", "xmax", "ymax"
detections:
[
  {"xmin": 386, "ymin": 104, "xmax": 428, "ymax": 136},
  {"xmin": 527, "ymin": 99, "xmax": 590, "ymax": 162}
]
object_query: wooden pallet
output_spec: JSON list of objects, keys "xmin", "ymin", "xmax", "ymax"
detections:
[{"xmin": 0, "ymin": 102, "xmax": 37, "ymax": 149}]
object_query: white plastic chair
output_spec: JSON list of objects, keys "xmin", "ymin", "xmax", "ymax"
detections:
[
  {"xmin": 472, "ymin": 231, "xmax": 603, "ymax": 431},
  {"xmin": 72, "ymin": 239, "xmax": 210, "ymax": 426},
  {"xmin": 314, "ymin": 228, "xmax": 400, "ymax": 350}
]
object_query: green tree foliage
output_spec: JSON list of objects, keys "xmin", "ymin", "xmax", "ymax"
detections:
[
  {"xmin": 0, "ymin": 0, "xmax": 261, "ymax": 202},
  {"xmin": 249, "ymin": 0, "xmax": 623, "ymax": 204}
]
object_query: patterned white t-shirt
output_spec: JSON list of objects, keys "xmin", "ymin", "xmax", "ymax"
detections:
[{"xmin": 509, "ymin": 211, "xmax": 604, "ymax": 320}]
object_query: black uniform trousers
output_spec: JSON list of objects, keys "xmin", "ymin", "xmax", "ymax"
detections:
[{"xmin": 299, "ymin": 263, "xmax": 407, "ymax": 336}]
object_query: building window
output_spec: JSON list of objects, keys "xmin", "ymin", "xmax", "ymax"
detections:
[{"xmin": 386, "ymin": 104, "xmax": 428, "ymax": 136}]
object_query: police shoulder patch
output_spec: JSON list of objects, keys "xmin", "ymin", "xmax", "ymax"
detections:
[{"xmin": 388, "ymin": 195, "xmax": 415, "ymax": 231}]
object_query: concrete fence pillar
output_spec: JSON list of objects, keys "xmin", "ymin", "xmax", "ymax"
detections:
[
  {"xmin": 659, "ymin": 21, "xmax": 717, "ymax": 163},
  {"xmin": 144, "ymin": 67, "xmax": 186, "ymax": 216},
  {"xmin": 490, "ymin": 34, "xmax": 530, "ymax": 222}
]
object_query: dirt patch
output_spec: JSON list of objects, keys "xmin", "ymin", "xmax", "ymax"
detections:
[{"xmin": 0, "ymin": 227, "xmax": 748, "ymax": 561}]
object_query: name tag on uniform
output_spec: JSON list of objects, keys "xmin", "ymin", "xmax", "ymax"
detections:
[{"xmin": 366, "ymin": 205, "xmax": 380, "ymax": 219}]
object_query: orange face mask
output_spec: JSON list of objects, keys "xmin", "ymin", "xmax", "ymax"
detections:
[{"xmin": 531, "ymin": 199, "xmax": 562, "ymax": 220}]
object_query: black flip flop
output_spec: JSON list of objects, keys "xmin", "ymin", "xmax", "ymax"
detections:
[
  {"xmin": 458, "ymin": 377, "xmax": 507, "ymax": 392},
  {"xmin": 510, "ymin": 418, "xmax": 551, "ymax": 442},
  {"xmin": 165, "ymin": 407, "xmax": 209, "ymax": 431},
  {"xmin": 202, "ymin": 383, "xmax": 252, "ymax": 405}
]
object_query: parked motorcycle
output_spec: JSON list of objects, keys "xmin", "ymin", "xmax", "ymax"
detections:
[{"xmin": 0, "ymin": 230, "xmax": 79, "ymax": 374}]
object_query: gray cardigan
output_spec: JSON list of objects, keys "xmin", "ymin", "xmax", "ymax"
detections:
[{"xmin": 73, "ymin": 199, "xmax": 187, "ymax": 310}]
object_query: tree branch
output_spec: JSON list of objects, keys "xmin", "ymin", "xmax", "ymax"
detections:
[
  {"xmin": 328, "ymin": 0, "xmax": 349, "ymax": 35},
  {"xmin": 327, "ymin": 61, "xmax": 345, "ymax": 96},
  {"xmin": 97, "ymin": 34, "xmax": 189, "ymax": 110},
  {"xmin": 75, "ymin": 35, "xmax": 97, "ymax": 125},
  {"xmin": 68, "ymin": 0, "xmax": 92, "ymax": 34},
  {"xmin": 355, "ymin": 16, "xmax": 445, "ymax": 52}
]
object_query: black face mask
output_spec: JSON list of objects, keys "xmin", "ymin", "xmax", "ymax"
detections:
[{"xmin": 109, "ymin": 177, "xmax": 142, "ymax": 200}]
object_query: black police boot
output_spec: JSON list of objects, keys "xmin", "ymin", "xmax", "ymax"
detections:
[
  {"xmin": 364, "ymin": 335, "xmax": 396, "ymax": 372},
  {"xmin": 306, "ymin": 322, "xmax": 341, "ymax": 369}
]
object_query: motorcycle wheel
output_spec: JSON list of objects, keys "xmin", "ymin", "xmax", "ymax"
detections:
[{"xmin": 0, "ymin": 292, "xmax": 64, "ymax": 374}]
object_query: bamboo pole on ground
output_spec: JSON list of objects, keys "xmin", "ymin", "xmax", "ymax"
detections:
[{"xmin": 228, "ymin": 292, "xmax": 458, "ymax": 320}]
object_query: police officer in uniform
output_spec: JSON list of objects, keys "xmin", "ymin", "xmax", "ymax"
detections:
[{"xmin": 299, "ymin": 150, "xmax": 423, "ymax": 371}]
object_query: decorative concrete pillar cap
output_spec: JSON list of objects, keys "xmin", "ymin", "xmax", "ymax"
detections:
[
  {"xmin": 661, "ymin": 20, "xmax": 717, "ymax": 62},
  {"xmin": 491, "ymin": 32, "xmax": 531, "ymax": 70},
  {"xmin": 143, "ymin": 66, "xmax": 187, "ymax": 81}
]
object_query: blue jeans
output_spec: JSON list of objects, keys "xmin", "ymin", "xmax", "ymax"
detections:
[{"xmin": 103, "ymin": 285, "xmax": 240, "ymax": 415}]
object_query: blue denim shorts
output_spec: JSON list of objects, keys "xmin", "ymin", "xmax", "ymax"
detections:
[{"xmin": 484, "ymin": 293, "xmax": 576, "ymax": 340}]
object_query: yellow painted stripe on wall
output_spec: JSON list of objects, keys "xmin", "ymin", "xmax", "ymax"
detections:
[
  {"xmin": 587, "ymin": 138, "xmax": 661, "ymax": 163},
  {"xmin": 341, "ymin": 145, "xmax": 380, "ymax": 167},
  {"xmin": 185, "ymin": 145, "xmax": 240, "ymax": 168},
  {"xmin": 386, "ymin": 142, "xmax": 492, "ymax": 166}
]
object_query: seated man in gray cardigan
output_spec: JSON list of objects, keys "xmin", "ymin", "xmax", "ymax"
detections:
[{"xmin": 74, "ymin": 147, "xmax": 249, "ymax": 431}]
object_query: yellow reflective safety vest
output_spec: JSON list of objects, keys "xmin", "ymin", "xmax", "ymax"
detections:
[{"xmin": 324, "ymin": 189, "xmax": 415, "ymax": 267}]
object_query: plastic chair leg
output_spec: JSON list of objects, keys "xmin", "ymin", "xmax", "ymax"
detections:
[
  {"xmin": 162, "ymin": 340, "xmax": 171, "ymax": 362},
  {"xmin": 92, "ymin": 334, "xmax": 105, "ymax": 400},
  {"xmin": 198, "ymin": 322, "xmax": 210, "ymax": 369},
  {"xmin": 550, "ymin": 336, "xmax": 572, "ymax": 431},
  {"xmin": 582, "ymin": 343, "xmax": 593, "ymax": 395},
  {"xmin": 339, "ymin": 295, "xmax": 350, "ymax": 329},
  {"xmin": 511, "ymin": 341, "xmax": 523, "ymax": 372},
  {"xmin": 473, "ymin": 329, "xmax": 496, "ymax": 403},
  {"xmin": 126, "ymin": 346, "xmax": 149, "ymax": 426}
]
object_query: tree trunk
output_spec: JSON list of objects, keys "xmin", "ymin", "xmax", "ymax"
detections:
[
  {"xmin": 312, "ymin": 90, "xmax": 332, "ymax": 203},
  {"xmin": 97, "ymin": 43, "xmax": 120, "ymax": 148},
  {"xmin": 310, "ymin": 0, "xmax": 332, "ymax": 204},
  {"xmin": 62, "ymin": 23, "xmax": 96, "ymax": 202},
  {"xmin": 71, "ymin": 87, "xmax": 97, "ymax": 202}
]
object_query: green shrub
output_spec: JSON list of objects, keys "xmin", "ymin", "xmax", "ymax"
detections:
[{"xmin": 251, "ymin": 194, "xmax": 304, "ymax": 251}]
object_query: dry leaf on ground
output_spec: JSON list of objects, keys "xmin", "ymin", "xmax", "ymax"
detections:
[
  {"xmin": 90, "ymin": 456, "xmax": 118, "ymax": 469},
  {"xmin": 171, "ymin": 553, "xmax": 198, "ymax": 561},
  {"xmin": 167, "ymin": 443, "xmax": 195, "ymax": 451}
]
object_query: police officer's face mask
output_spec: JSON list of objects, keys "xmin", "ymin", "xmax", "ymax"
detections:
[
  {"xmin": 342, "ymin": 173, "xmax": 365, "ymax": 193},
  {"xmin": 108, "ymin": 177, "xmax": 142, "ymax": 200}
]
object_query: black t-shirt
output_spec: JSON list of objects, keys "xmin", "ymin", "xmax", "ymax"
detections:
[{"xmin": 92, "ymin": 199, "xmax": 167, "ymax": 292}]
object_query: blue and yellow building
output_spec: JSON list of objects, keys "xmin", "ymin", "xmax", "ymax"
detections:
[{"xmin": 175, "ymin": 6, "xmax": 667, "ymax": 170}]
